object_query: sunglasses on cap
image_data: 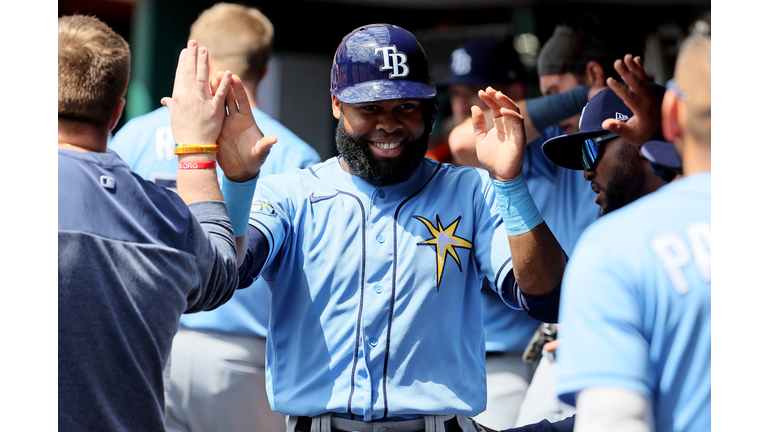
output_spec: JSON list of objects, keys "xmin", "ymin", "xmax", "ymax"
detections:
[{"xmin": 581, "ymin": 132, "xmax": 619, "ymax": 170}]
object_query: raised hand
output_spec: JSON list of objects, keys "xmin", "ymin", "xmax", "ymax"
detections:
[
  {"xmin": 161, "ymin": 40, "xmax": 230, "ymax": 147},
  {"xmin": 601, "ymin": 54, "xmax": 661, "ymax": 145},
  {"xmin": 210, "ymin": 71, "xmax": 278, "ymax": 182},
  {"xmin": 472, "ymin": 87, "xmax": 527, "ymax": 181}
]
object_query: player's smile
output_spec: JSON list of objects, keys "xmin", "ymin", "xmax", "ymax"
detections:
[{"xmin": 367, "ymin": 137, "xmax": 406, "ymax": 159}]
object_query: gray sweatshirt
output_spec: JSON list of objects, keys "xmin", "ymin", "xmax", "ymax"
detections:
[{"xmin": 58, "ymin": 149, "xmax": 239, "ymax": 431}]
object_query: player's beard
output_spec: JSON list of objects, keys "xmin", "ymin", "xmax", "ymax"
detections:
[
  {"xmin": 598, "ymin": 146, "xmax": 648, "ymax": 217},
  {"xmin": 335, "ymin": 116, "xmax": 429, "ymax": 186}
]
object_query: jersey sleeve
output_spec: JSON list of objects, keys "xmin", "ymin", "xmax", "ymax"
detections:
[
  {"xmin": 472, "ymin": 171, "xmax": 518, "ymax": 308},
  {"xmin": 184, "ymin": 201, "xmax": 240, "ymax": 313},
  {"xmin": 239, "ymin": 178, "xmax": 293, "ymax": 283},
  {"xmin": 555, "ymin": 226, "xmax": 652, "ymax": 407}
]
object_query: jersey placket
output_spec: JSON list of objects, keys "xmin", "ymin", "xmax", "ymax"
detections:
[{"xmin": 354, "ymin": 186, "xmax": 397, "ymax": 421}]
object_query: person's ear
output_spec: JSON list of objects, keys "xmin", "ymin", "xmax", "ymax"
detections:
[
  {"xmin": 583, "ymin": 61, "xmax": 606, "ymax": 86},
  {"xmin": 661, "ymin": 90, "xmax": 682, "ymax": 143},
  {"xmin": 110, "ymin": 98, "xmax": 126, "ymax": 131},
  {"xmin": 331, "ymin": 95, "xmax": 342, "ymax": 119}
]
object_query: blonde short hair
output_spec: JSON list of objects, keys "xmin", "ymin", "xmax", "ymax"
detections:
[
  {"xmin": 58, "ymin": 15, "xmax": 130, "ymax": 128},
  {"xmin": 189, "ymin": 3, "xmax": 274, "ymax": 81}
]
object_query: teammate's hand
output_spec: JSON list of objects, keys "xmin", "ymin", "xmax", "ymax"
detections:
[
  {"xmin": 161, "ymin": 40, "xmax": 229, "ymax": 150},
  {"xmin": 601, "ymin": 54, "xmax": 661, "ymax": 145},
  {"xmin": 543, "ymin": 338, "xmax": 560, "ymax": 353},
  {"xmin": 472, "ymin": 87, "xmax": 527, "ymax": 182},
  {"xmin": 210, "ymin": 71, "xmax": 277, "ymax": 182}
]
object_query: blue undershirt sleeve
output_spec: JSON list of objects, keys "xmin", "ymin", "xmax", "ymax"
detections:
[
  {"xmin": 526, "ymin": 86, "xmax": 590, "ymax": 133},
  {"xmin": 237, "ymin": 224, "xmax": 270, "ymax": 289},
  {"xmin": 502, "ymin": 271, "xmax": 561, "ymax": 324},
  {"xmin": 501, "ymin": 415, "xmax": 575, "ymax": 432}
]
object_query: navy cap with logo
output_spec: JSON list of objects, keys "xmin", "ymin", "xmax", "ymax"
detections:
[
  {"xmin": 541, "ymin": 82, "xmax": 667, "ymax": 170},
  {"xmin": 331, "ymin": 24, "xmax": 436, "ymax": 104},
  {"xmin": 330, "ymin": 24, "xmax": 438, "ymax": 133},
  {"xmin": 437, "ymin": 39, "xmax": 522, "ymax": 88}
]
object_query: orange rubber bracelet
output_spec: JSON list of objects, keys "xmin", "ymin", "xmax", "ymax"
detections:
[{"xmin": 174, "ymin": 145, "xmax": 219, "ymax": 154}]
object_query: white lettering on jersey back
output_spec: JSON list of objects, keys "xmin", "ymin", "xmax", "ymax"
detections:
[
  {"xmin": 375, "ymin": 46, "xmax": 409, "ymax": 78},
  {"xmin": 155, "ymin": 126, "xmax": 175, "ymax": 162},
  {"xmin": 650, "ymin": 220, "xmax": 711, "ymax": 295},
  {"xmin": 686, "ymin": 220, "xmax": 711, "ymax": 283}
]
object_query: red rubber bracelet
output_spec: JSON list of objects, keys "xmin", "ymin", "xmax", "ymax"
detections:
[{"xmin": 178, "ymin": 160, "xmax": 217, "ymax": 170}]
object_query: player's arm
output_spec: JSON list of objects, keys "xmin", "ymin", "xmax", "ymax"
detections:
[
  {"xmin": 473, "ymin": 87, "xmax": 568, "ymax": 298},
  {"xmin": 160, "ymin": 40, "xmax": 241, "ymax": 311}
]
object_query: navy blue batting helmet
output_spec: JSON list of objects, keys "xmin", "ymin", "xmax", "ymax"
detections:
[{"xmin": 331, "ymin": 24, "xmax": 438, "ymax": 131}]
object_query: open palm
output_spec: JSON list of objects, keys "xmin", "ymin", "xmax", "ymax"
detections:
[
  {"xmin": 211, "ymin": 71, "xmax": 277, "ymax": 182},
  {"xmin": 473, "ymin": 87, "xmax": 528, "ymax": 182}
]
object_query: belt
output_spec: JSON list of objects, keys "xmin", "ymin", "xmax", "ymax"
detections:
[{"xmin": 295, "ymin": 415, "xmax": 462, "ymax": 432}]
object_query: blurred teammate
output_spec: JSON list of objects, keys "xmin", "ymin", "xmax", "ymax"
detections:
[{"xmin": 58, "ymin": 15, "xmax": 267, "ymax": 431}]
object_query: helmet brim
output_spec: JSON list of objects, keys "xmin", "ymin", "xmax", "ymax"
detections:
[{"xmin": 335, "ymin": 79, "xmax": 437, "ymax": 104}]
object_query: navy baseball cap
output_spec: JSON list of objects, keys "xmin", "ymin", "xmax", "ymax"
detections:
[
  {"xmin": 541, "ymin": 82, "xmax": 667, "ymax": 170},
  {"xmin": 640, "ymin": 140, "xmax": 683, "ymax": 174},
  {"xmin": 437, "ymin": 39, "xmax": 521, "ymax": 88}
]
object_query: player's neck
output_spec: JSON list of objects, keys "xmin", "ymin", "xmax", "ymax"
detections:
[
  {"xmin": 58, "ymin": 119, "xmax": 109, "ymax": 153},
  {"xmin": 681, "ymin": 142, "xmax": 711, "ymax": 176}
]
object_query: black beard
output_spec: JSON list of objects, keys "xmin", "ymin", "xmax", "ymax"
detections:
[
  {"xmin": 598, "ymin": 142, "xmax": 647, "ymax": 217},
  {"xmin": 335, "ymin": 117, "xmax": 429, "ymax": 186}
]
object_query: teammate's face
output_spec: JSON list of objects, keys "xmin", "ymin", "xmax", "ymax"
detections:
[
  {"xmin": 539, "ymin": 72, "xmax": 582, "ymax": 134},
  {"xmin": 448, "ymin": 84, "xmax": 487, "ymax": 125},
  {"xmin": 583, "ymin": 137, "xmax": 648, "ymax": 217},
  {"xmin": 332, "ymin": 97, "xmax": 429, "ymax": 185}
]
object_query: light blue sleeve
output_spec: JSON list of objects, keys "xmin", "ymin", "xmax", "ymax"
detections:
[
  {"xmin": 555, "ymin": 225, "xmax": 652, "ymax": 407},
  {"xmin": 472, "ymin": 170, "xmax": 517, "ymax": 308},
  {"xmin": 246, "ymin": 177, "xmax": 293, "ymax": 276}
]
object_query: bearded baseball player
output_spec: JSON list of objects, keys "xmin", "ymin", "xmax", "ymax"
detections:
[{"xmin": 209, "ymin": 23, "xmax": 568, "ymax": 432}]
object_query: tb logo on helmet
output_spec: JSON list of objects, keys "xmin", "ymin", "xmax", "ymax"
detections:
[{"xmin": 375, "ymin": 46, "xmax": 409, "ymax": 78}]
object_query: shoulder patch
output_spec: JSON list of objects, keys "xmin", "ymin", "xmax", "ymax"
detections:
[{"xmin": 251, "ymin": 197, "xmax": 277, "ymax": 216}]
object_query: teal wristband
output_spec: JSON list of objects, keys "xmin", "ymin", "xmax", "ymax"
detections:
[
  {"xmin": 492, "ymin": 175, "xmax": 544, "ymax": 236},
  {"xmin": 221, "ymin": 175, "xmax": 258, "ymax": 237}
]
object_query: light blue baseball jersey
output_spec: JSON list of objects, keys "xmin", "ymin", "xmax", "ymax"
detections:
[
  {"xmin": 109, "ymin": 106, "xmax": 321, "ymax": 337},
  {"xmin": 246, "ymin": 157, "xmax": 525, "ymax": 420},
  {"xmin": 556, "ymin": 172, "xmax": 711, "ymax": 432},
  {"xmin": 482, "ymin": 126, "xmax": 598, "ymax": 353}
]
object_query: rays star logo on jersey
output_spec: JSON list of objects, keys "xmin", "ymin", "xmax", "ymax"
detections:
[
  {"xmin": 414, "ymin": 214, "xmax": 473, "ymax": 292},
  {"xmin": 251, "ymin": 197, "xmax": 276, "ymax": 216},
  {"xmin": 375, "ymin": 46, "xmax": 409, "ymax": 78}
]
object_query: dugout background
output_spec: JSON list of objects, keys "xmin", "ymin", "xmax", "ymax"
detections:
[{"xmin": 59, "ymin": 0, "xmax": 711, "ymax": 160}]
